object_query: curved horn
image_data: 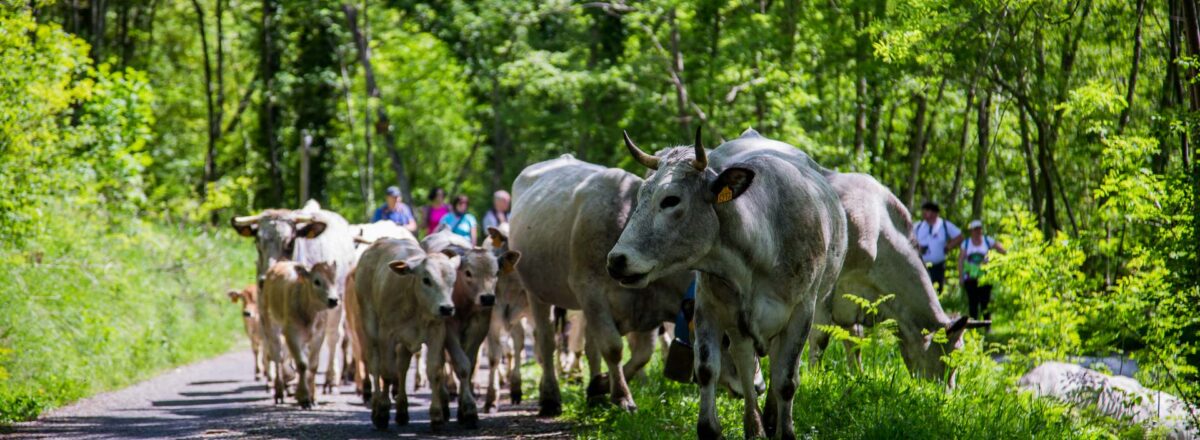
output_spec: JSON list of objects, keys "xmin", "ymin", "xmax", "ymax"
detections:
[
  {"xmin": 623, "ymin": 130, "xmax": 660, "ymax": 170},
  {"xmin": 232, "ymin": 213, "xmax": 264, "ymax": 226},
  {"xmin": 691, "ymin": 125, "xmax": 707, "ymax": 171},
  {"xmin": 290, "ymin": 213, "xmax": 314, "ymax": 223}
]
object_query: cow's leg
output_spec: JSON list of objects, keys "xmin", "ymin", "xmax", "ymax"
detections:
[
  {"xmin": 569, "ymin": 311, "xmax": 589, "ymax": 378},
  {"xmin": 728, "ymin": 335, "xmax": 765, "ymax": 439},
  {"xmin": 764, "ymin": 309, "xmax": 811, "ymax": 440},
  {"xmin": 412, "ymin": 346, "xmax": 426, "ymax": 391},
  {"xmin": 369, "ymin": 373, "xmax": 390, "ymax": 430},
  {"xmin": 445, "ymin": 326, "xmax": 481, "ymax": 428},
  {"xmin": 249, "ymin": 332, "xmax": 263, "ymax": 381},
  {"xmin": 426, "ymin": 324, "xmax": 450, "ymax": 428},
  {"xmin": 581, "ymin": 321, "xmax": 605, "ymax": 397},
  {"xmin": 508, "ymin": 318, "xmax": 526, "ymax": 404},
  {"xmin": 623, "ymin": 329, "xmax": 655, "ymax": 382},
  {"xmin": 394, "ymin": 345, "xmax": 412, "ymax": 426},
  {"xmin": 694, "ymin": 306, "xmax": 723, "ymax": 440},
  {"xmin": 529, "ymin": 295, "xmax": 562, "ymax": 416},
  {"xmin": 285, "ymin": 332, "xmax": 313, "ymax": 409},
  {"xmin": 322, "ymin": 307, "xmax": 344, "ymax": 394},
  {"xmin": 304, "ymin": 328, "xmax": 326, "ymax": 409},
  {"xmin": 583, "ymin": 298, "xmax": 638, "ymax": 412},
  {"xmin": 485, "ymin": 320, "xmax": 503, "ymax": 413}
]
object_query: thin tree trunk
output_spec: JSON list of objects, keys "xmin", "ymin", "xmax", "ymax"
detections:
[
  {"xmin": 1117, "ymin": 0, "xmax": 1145, "ymax": 134},
  {"xmin": 879, "ymin": 101, "xmax": 899, "ymax": 189},
  {"xmin": 1181, "ymin": 0, "xmax": 1200, "ymax": 271},
  {"xmin": 362, "ymin": 0, "xmax": 374, "ymax": 213},
  {"xmin": 949, "ymin": 85, "xmax": 977, "ymax": 213},
  {"xmin": 970, "ymin": 91, "xmax": 992, "ymax": 220},
  {"xmin": 852, "ymin": 7, "xmax": 869, "ymax": 168},
  {"xmin": 343, "ymin": 4, "xmax": 412, "ymax": 203},
  {"xmin": 450, "ymin": 136, "xmax": 482, "ymax": 197},
  {"xmin": 334, "ymin": 35, "xmax": 367, "ymax": 218},
  {"xmin": 299, "ymin": 132, "xmax": 312, "ymax": 204},
  {"xmin": 259, "ymin": 0, "xmax": 284, "ymax": 206},
  {"xmin": 191, "ymin": 0, "xmax": 217, "ymax": 204},
  {"xmin": 1018, "ymin": 107, "xmax": 1041, "ymax": 220},
  {"xmin": 667, "ymin": 7, "xmax": 690, "ymax": 136},
  {"xmin": 902, "ymin": 93, "xmax": 929, "ymax": 209}
]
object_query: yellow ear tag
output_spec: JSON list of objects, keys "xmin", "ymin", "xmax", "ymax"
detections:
[
  {"xmin": 716, "ymin": 186, "xmax": 734, "ymax": 204},
  {"xmin": 491, "ymin": 236, "xmax": 503, "ymax": 249}
]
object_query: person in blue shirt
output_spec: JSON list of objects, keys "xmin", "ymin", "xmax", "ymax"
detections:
[
  {"xmin": 437, "ymin": 194, "xmax": 478, "ymax": 243},
  {"xmin": 372, "ymin": 186, "xmax": 417, "ymax": 233}
]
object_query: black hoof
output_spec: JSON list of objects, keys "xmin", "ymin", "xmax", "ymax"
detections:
[
  {"xmin": 698, "ymin": 421, "xmax": 722, "ymax": 440},
  {"xmin": 538, "ymin": 399, "xmax": 563, "ymax": 417},
  {"xmin": 430, "ymin": 420, "xmax": 446, "ymax": 432},
  {"xmin": 458, "ymin": 411, "xmax": 479, "ymax": 429},
  {"xmin": 484, "ymin": 403, "xmax": 496, "ymax": 413},
  {"xmin": 586, "ymin": 373, "xmax": 610, "ymax": 402},
  {"xmin": 298, "ymin": 399, "xmax": 313, "ymax": 410},
  {"xmin": 511, "ymin": 389, "xmax": 522, "ymax": 405},
  {"xmin": 361, "ymin": 390, "xmax": 371, "ymax": 405},
  {"xmin": 395, "ymin": 407, "xmax": 409, "ymax": 426},
  {"xmin": 371, "ymin": 407, "xmax": 389, "ymax": 431},
  {"xmin": 442, "ymin": 404, "xmax": 451, "ymax": 423}
]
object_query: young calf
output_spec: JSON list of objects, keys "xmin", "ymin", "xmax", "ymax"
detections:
[
  {"xmin": 259, "ymin": 261, "xmax": 340, "ymax": 409},
  {"xmin": 227, "ymin": 285, "xmax": 267, "ymax": 381},
  {"xmin": 481, "ymin": 226, "xmax": 528, "ymax": 411},
  {"xmin": 353, "ymin": 238, "xmax": 461, "ymax": 430}
]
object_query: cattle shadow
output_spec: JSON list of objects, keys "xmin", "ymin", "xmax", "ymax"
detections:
[{"xmin": 151, "ymin": 396, "xmax": 268, "ymax": 407}]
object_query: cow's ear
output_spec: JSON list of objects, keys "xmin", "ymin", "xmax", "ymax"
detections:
[
  {"xmin": 443, "ymin": 246, "xmax": 466, "ymax": 258},
  {"xmin": 947, "ymin": 316, "xmax": 969, "ymax": 341},
  {"xmin": 294, "ymin": 265, "xmax": 310, "ymax": 280},
  {"xmin": 487, "ymin": 227, "xmax": 506, "ymax": 249},
  {"xmin": 227, "ymin": 290, "xmax": 241, "ymax": 303},
  {"xmin": 499, "ymin": 251, "xmax": 521, "ymax": 274},
  {"xmin": 710, "ymin": 167, "xmax": 755, "ymax": 204},
  {"xmin": 297, "ymin": 221, "xmax": 327, "ymax": 239},
  {"xmin": 388, "ymin": 259, "xmax": 413, "ymax": 275}
]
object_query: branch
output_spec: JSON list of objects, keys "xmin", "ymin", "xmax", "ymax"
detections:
[
  {"xmin": 222, "ymin": 77, "xmax": 256, "ymax": 135},
  {"xmin": 579, "ymin": 2, "xmax": 635, "ymax": 17},
  {"xmin": 725, "ymin": 77, "xmax": 767, "ymax": 103}
]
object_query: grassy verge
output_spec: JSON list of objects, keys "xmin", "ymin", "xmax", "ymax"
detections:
[
  {"xmin": 530, "ymin": 332, "xmax": 1142, "ymax": 439},
  {"xmin": 0, "ymin": 215, "xmax": 252, "ymax": 424}
]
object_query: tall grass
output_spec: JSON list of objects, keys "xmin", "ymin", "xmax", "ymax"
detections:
[
  {"xmin": 0, "ymin": 215, "xmax": 253, "ymax": 424},
  {"xmin": 542, "ymin": 331, "xmax": 1140, "ymax": 439}
]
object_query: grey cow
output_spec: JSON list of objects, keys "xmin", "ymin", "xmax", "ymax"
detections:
[
  {"xmin": 710, "ymin": 129, "xmax": 981, "ymax": 382},
  {"xmin": 607, "ymin": 128, "xmax": 848, "ymax": 440},
  {"xmin": 510, "ymin": 155, "xmax": 693, "ymax": 415}
]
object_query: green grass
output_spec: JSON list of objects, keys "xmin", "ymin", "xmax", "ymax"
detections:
[
  {"xmin": 0, "ymin": 215, "xmax": 253, "ymax": 424},
  {"xmin": 526, "ymin": 332, "xmax": 1146, "ymax": 439}
]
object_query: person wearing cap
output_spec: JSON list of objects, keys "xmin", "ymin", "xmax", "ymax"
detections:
[
  {"xmin": 912, "ymin": 201, "xmax": 964, "ymax": 294},
  {"xmin": 482, "ymin": 190, "xmax": 511, "ymax": 233},
  {"xmin": 372, "ymin": 186, "xmax": 418, "ymax": 233},
  {"xmin": 958, "ymin": 219, "xmax": 1006, "ymax": 321}
]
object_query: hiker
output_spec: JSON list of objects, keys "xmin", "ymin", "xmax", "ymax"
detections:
[
  {"xmin": 959, "ymin": 219, "xmax": 1006, "ymax": 321},
  {"xmin": 913, "ymin": 201, "xmax": 964, "ymax": 294},
  {"xmin": 371, "ymin": 186, "xmax": 418, "ymax": 233},
  {"xmin": 437, "ymin": 194, "xmax": 478, "ymax": 243}
]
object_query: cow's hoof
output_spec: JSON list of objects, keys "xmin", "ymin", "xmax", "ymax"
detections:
[
  {"xmin": 442, "ymin": 404, "xmax": 451, "ymax": 423},
  {"xmin": 430, "ymin": 418, "xmax": 446, "ymax": 432},
  {"xmin": 298, "ymin": 398, "xmax": 313, "ymax": 410},
  {"xmin": 395, "ymin": 408, "xmax": 409, "ymax": 426},
  {"xmin": 361, "ymin": 390, "xmax": 372, "ymax": 405},
  {"xmin": 484, "ymin": 402, "xmax": 496, "ymax": 413},
  {"xmin": 537, "ymin": 400, "xmax": 562, "ymax": 417},
  {"xmin": 510, "ymin": 389, "xmax": 522, "ymax": 405},
  {"xmin": 614, "ymin": 397, "xmax": 637, "ymax": 413},
  {"xmin": 371, "ymin": 406, "xmax": 389, "ymax": 431},
  {"xmin": 458, "ymin": 411, "xmax": 479, "ymax": 429},
  {"xmin": 698, "ymin": 421, "xmax": 723, "ymax": 440}
]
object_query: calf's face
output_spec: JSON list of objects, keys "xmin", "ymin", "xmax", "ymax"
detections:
[
  {"xmin": 608, "ymin": 129, "xmax": 755, "ymax": 288},
  {"xmin": 389, "ymin": 251, "xmax": 460, "ymax": 317},
  {"xmin": 296, "ymin": 262, "xmax": 340, "ymax": 309},
  {"xmin": 227, "ymin": 285, "xmax": 260, "ymax": 319},
  {"xmin": 456, "ymin": 249, "xmax": 501, "ymax": 307}
]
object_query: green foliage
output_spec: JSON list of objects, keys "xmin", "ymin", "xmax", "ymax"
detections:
[{"xmin": 0, "ymin": 213, "xmax": 253, "ymax": 424}]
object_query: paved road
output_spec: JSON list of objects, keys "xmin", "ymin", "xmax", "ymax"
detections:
[{"xmin": 6, "ymin": 348, "xmax": 571, "ymax": 439}]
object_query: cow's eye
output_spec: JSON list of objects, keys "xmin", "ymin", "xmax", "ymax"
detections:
[
  {"xmin": 314, "ymin": 278, "xmax": 322, "ymax": 287},
  {"xmin": 465, "ymin": 270, "xmax": 473, "ymax": 278},
  {"xmin": 660, "ymin": 196, "xmax": 681, "ymax": 209},
  {"xmin": 423, "ymin": 277, "xmax": 432, "ymax": 286}
]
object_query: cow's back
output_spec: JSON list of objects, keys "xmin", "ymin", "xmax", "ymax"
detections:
[{"xmin": 511, "ymin": 156, "xmax": 626, "ymax": 310}]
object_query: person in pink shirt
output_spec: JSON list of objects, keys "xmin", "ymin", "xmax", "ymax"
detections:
[{"xmin": 422, "ymin": 187, "xmax": 451, "ymax": 236}]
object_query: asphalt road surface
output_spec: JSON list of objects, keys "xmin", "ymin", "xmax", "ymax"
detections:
[{"xmin": 6, "ymin": 347, "xmax": 572, "ymax": 439}]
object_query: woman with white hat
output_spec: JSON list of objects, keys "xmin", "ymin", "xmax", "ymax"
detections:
[{"xmin": 958, "ymin": 219, "xmax": 1007, "ymax": 321}]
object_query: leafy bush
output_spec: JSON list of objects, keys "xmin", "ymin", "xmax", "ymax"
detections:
[{"xmin": 0, "ymin": 214, "xmax": 252, "ymax": 424}]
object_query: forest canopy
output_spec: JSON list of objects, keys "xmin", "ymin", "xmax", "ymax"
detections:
[{"xmin": 1, "ymin": 0, "xmax": 1198, "ymax": 430}]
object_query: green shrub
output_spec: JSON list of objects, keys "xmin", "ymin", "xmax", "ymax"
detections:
[{"xmin": 0, "ymin": 214, "xmax": 252, "ymax": 424}]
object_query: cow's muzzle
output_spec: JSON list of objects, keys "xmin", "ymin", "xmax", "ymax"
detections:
[
  {"xmin": 480, "ymin": 294, "xmax": 496, "ymax": 307},
  {"xmin": 607, "ymin": 254, "xmax": 648, "ymax": 286},
  {"xmin": 327, "ymin": 298, "xmax": 339, "ymax": 308},
  {"xmin": 438, "ymin": 305, "xmax": 455, "ymax": 317}
]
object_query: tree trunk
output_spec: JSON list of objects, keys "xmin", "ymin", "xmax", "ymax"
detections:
[
  {"xmin": 667, "ymin": 7, "xmax": 691, "ymax": 137},
  {"xmin": 902, "ymin": 93, "xmax": 928, "ymax": 209},
  {"xmin": 1018, "ymin": 107, "xmax": 1041, "ymax": 221},
  {"xmin": 1117, "ymin": 0, "xmax": 1146, "ymax": 134},
  {"xmin": 259, "ymin": 0, "xmax": 285, "ymax": 206},
  {"xmin": 191, "ymin": 0, "xmax": 217, "ymax": 205},
  {"xmin": 1034, "ymin": 118, "xmax": 1060, "ymax": 235},
  {"xmin": 299, "ymin": 132, "xmax": 312, "ymax": 204},
  {"xmin": 949, "ymin": 85, "xmax": 977, "ymax": 214},
  {"xmin": 879, "ymin": 101, "xmax": 899, "ymax": 189},
  {"xmin": 343, "ymin": 4, "xmax": 412, "ymax": 204},
  {"xmin": 970, "ymin": 91, "xmax": 992, "ymax": 220},
  {"xmin": 852, "ymin": 7, "xmax": 869, "ymax": 168},
  {"xmin": 362, "ymin": 0, "xmax": 374, "ymax": 213}
]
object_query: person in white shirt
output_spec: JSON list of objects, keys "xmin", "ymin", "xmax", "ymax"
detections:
[
  {"xmin": 958, "ymin": 219, "xmax": 1007, "ymax": 321},
  {"xmin": 912, "ymin": 201, "xmax": 964, "ymax": 294}
]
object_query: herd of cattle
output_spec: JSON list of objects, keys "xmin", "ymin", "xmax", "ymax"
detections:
[{"xmin": 224, "ymin": 129, "xmax": 986, "ymax": 440}]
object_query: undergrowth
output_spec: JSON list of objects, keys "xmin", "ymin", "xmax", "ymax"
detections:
[{"xmin": 0, "ymin": 214, "xmax": 252, "ymax": 424}]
